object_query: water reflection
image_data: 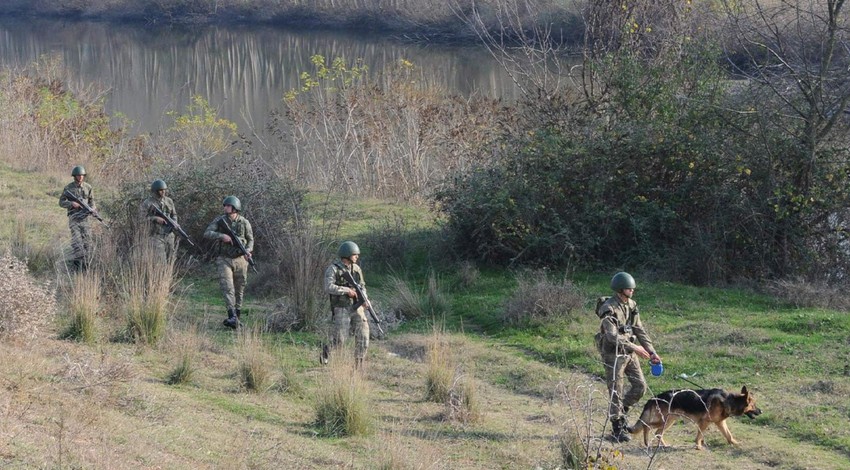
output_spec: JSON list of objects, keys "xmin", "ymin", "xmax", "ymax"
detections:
[{"xmin": 0, "ymin": 18, "xmax": 519, "ymax": 134}]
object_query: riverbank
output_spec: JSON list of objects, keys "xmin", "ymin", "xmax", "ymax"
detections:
[{"xmin": 0, "ymin": 0, "xmax": 584, "ymax": 45}]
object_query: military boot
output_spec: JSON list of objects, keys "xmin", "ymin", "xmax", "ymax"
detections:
[
  {"xmin": 610, "ymin": 418, "xmax": 631, "ymax": 443},
  {"xmin": 223, "ymin": 308, "xmax": 239, "ymax": 329}
]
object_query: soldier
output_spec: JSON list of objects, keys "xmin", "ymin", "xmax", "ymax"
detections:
[
  {"xmin": 203, "ymin": 196, "xmax": 253, "ymax": 329},
  {"xmin": 141, "ymin": 179, "xmax": 178, "ymax": 262},
  {"xmin": 596, "ymin": 272, "xmax": 662, "ymax": 443},
  {"xmin": 58, "ymin": 165, "xmax": 98, "ymax": 271},
  {"xmin": 323, "ymin": 241, "xmax": 370, "ymax": 369}
]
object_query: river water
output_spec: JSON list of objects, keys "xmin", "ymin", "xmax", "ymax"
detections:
[{"xmin": 0, "ymin": 17, "xmax": 519, "ymax": 135}]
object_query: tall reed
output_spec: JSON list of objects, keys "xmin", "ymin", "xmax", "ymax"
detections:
[
  {"xmin": 123, "ymin": 236, "xmax": 175, "ymax": 345},
  {"xmin": 60, "ymin": 269, "xmax": 101, "ymax": 343}
]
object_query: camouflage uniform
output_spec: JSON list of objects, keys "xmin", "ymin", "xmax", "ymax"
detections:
[
  {"xmin": 596, "ymin": 295, "xmax": 656, "ymax": 426},
  {"xmin": 204, "ymin": 214, "xmax": 254, "ymax": 316},
  {"xmin": 141, "ymin": 195, "xmax": 177, "ymax": 262},
  {"xmin": 59, "ymin": 181, "xmax": 95, "ymax": 267},
  {"xmin": 324, "ymin": 261, "xmax": 369, "ymax": 361}
]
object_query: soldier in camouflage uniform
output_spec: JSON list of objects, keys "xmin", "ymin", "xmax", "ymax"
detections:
[
  {"xmin": 141, "ymin": 179, "xmax": 178, "ymax": 262},
  {"xmin": 596, "ymin": 272, "xmax": 662, "ymax": 443},
  {"xmin": 323, "ymin": 241, "xmax": 370, "ymax": 369},
  {"xmin": 203, "ymin": 196, "xmax": 253, "ymax": 329},
  {"xmin": 58, "ymin": 165, "xmax": 98, "ymax": 271}
]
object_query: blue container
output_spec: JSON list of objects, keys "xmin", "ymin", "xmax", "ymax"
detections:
[{"xmin": 650, "ymin": 361, "xmax": 664, "ymax": 377}]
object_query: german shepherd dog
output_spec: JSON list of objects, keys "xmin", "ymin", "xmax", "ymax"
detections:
[{"xmin": 629, "ymin": 386, "xmax": 762, "ymax": 449}]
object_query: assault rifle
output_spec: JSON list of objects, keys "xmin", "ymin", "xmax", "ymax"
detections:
[
  {"xmin": 149, "ymin": 203, "xmax": 195, "ymax": 247},
  {"xmin": 218, "ymin": 216, "xmax": 257, "ymax": 272},
  {"xmin": 340, "ymin": 268, "xmax": 385, "ymax": 336},
  {"xmin": 63, "ymin": 189, "xmax": 107, "ymax": 226}
]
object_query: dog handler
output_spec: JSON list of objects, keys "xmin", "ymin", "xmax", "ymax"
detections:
[{"xmin": 595, "ymin": 272, "xmax": 663, "ymax": 443}]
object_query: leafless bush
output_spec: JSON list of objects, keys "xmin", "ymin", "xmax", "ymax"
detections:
[
  {"xmin": 0, "ymin": 251, "xmax": 57, "ymax": 340},
  {"xmin": 276, "ymin": 57, "xmax": 512, "ymax": 200},
  {"xmin": 764, "ymin": 278, "xmax": 850, "ymax": 311},
  {"xmin": 502, "ymin": 270, "xmax": 585, "ymax": 325}
]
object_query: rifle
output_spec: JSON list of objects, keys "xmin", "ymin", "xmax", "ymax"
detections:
[
  {"xmin": 218, "ymin": 216, "xmax": 257, "ymax": 272},
  {"xmin": 148, "ymin": 203, "xmax": 195, "ymax": 247},
  {"xmin": 63, "ymin": 189, "xmax": 107, "ymax": 226},
  {"xmin": 340, "ymin": 268, "xmax": 385, "ymax": 336}
]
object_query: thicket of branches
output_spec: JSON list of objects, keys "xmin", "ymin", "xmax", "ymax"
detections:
[{"xmin": 436, "ymin": 0, "xmax": 850, "ymax": 283}]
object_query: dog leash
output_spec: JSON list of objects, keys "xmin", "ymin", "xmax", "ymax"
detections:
[{"xmin": 676, "ymin": 373, "xmax": 706, "ymax": 389}]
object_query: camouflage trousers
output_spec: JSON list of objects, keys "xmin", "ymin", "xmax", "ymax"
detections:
[
  {"xmin": 216, "ymin": 255, "xmax": 248, "ymax": 311},
  {"xmin": 331, "ymin": 306, "xmax": 369, "ymax": 360},
  {"xmin": 601, "ymin": 351, "xmax": 647, "ymax": 422},
  {"xmin": 68, "ymin": 217, "xmax": 92, "ymax": 262},
  {"xmin": 149, "ymin": 232, "xmax": 175, "ymax": 264}
]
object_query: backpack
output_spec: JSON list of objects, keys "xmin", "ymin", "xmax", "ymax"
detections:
[{"xmin": 595, "ymin": 296, "xmax": 610, "ymax": 319}]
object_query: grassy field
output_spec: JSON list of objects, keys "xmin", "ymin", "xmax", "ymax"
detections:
[{"xmin": 2, "ymin": 161, "xmax": 850, "ymax": 469}]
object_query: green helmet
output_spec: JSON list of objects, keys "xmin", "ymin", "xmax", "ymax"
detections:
[
  {"xmin": 611, "ymin": 272, "xmax": 636, "ymax": 291},
  {"xmin": 222, "ymin": 195, "xmax": 242, "ymax": 212},
  {"xmin": 338, "ymin": 241, "xmax": 360, "ymax": 258},
  {"xmin": 150, "ymin": 179, "xmax": 167, "ymax": 192},
  {"xmin": 71, "ymin": 165, "xmax": 86, "ymax": 176}
]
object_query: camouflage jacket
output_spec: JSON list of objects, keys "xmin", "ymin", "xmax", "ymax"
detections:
[
  {"xmin": 203, "ymin": 214, "xmax": 254, "ymax": 259},
  {"xmin": 141, "ymin": 195, "xmax": 177, "ymax": 237},
  {"xmin": 598, "ymin": 295, "xmax": 655, "ymax": 356},
  {"xmin": 59, "ymin": 181, "xmax": 95, "ymax": 221},
  {"xmin": 324, "ymin": 261, "xmax": 366, "ymax": 309}
]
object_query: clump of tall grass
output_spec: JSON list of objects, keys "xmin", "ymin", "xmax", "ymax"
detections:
[
  {"xmin": 314, "ymin": 348, "xmax": 373, "ymax": 437},
  {"xmin": 0, "ymin": 250, "xmax": 56, "ymax": 340},
  {"xmin": 11, "ymin": 214, "xmax": 58, "ymax": 274},
  {"xmin": 59, "ymin": 269, "xmax": 100, "ymax": 344},
  {"xmin": 447, "ymin": 373, "xmax": 481, "ymax": 424},
  {"xmin": 502, "ymin": 270, "xmax": 585, "ymax": 325},
  {"xmin": 166, "ymin": 326, "xmax": 200, "ymax": 385},
  {"xmin": 425, "ymin": 325, "xmax": 454, "ymax": 403},
  {"xmin": 266, "ymin": 219, "xmax": 332, "ymax": 332},
  {"xmin": 389, "ymin": 272, "xmax": 450, "ymax": 321},
  {"xmin": 236, "ymin": 327, "xmax": 274, "ymax": 392},
  {"xmin": 123, "ymin": 239, "xmax": 174, "ymax": 345}
]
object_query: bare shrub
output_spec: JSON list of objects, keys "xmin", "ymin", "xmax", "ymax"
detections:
[
  {"xmin": 276, "ymin": 56, "xmax": 512, "ymax": 200},
  {"xmin": 0, "ymin": 250, "xmax": 56, "ymax": 340},
  {"xmin": 502, "ymin": 270, "xmax": 585, "ymax": 326},
  {"xmin": 764, "ymin": 278, "xmax": 850, "ymax": 311},
  {"xmin": 59, "ymin": 269, "xmax": 101, "ymax": 344},
  {"xmin": 236, "ymin": 326, "xmax": 274, "ymax": 392},
  {"xmin": 425, "ymin": 325, "xmax": 454, "ymax": 403},
  {"xmin": 313, "ymin": 348, "xmax": 373, "ymax": 437}
]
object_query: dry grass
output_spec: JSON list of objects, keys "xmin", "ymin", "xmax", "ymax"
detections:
[
  {"xmin": 235, "ymin": 326, "xmax": 274, "ymax": 392},
  {"xmin": 390, "ymin": 272, "xmax": 451, "ymax": 322},
  {"xmin": 424, "ymin": 325, "xmax": 454, "ymax": 404},
  {"xmin": 0, "ymin": 250, "xmax": 57, "ymax": 340},
  {"xmin": 123, "ymin": 238, "xmax": 175, "ymax": 345},
  {"xmin": 313, "ymin": 348, "xmax": 374, "ymax": 437},
  {"xmin": 165, "ymin": 326, "xmax": 200, "ymax": 385},
  {"xmin": 764, "ymin": 277, "xmax": 850, "ymax": 310},
  {"xmin": 59, "ymin": 269, "xmax": 101, "ymax": 343},
  {"xmin": 502, "ymin": 269, "xmax": 586, "ymax": 325},
  {"xmin": 447, "ymin": 372, "xmax": 481, "ymax": 424}
]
